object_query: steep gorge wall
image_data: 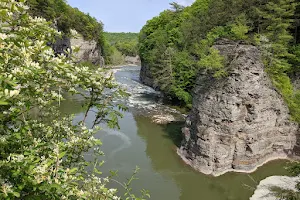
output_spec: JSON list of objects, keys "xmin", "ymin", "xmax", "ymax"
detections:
[
  {"xmin": 140, "ymin": 62, "xmax": 155, "ymax": 87},
  {"xmin": 53, "ymin": 35, "xmax": 103, "ymax": 66},
  {"xmin": 178, "ymin": 40, "xmax": 299, "ymax": 176}
]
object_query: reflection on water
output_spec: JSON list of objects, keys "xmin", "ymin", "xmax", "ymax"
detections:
[
  {"xmin": 134, "ymin": 117, "xmax": 289, "ymax": 200},
  {"xmin": 60, "ymin": 66, "xmax": 290, "ymax": 200}
]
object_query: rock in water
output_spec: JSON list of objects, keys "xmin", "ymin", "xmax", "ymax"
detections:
[
  {"xmin": 178, "ymin": 40, "xmax": 299, "ymax": 176},
  {"xmin": 250, "ymin": 176, "xmax": 300, "ymax": 200},
  {"xmin": 152, "ymin": 114, "xmax": 175, "ymax": 124}
]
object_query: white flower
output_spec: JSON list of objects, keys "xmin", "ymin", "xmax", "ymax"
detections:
[
  {"xmin": 70, "ymin": 29, "xmax": 78, "ymax": 37},
  {"xmin": 0, "ymin": 33, "xmax": 7, "ymax": 40},
  {"xmin": 9, "ymin": 90, "xmax": 20, "ymax": 97},
  {"xmin": 109, "ymin": 188, "xmax": 117, "ymax": 193}
]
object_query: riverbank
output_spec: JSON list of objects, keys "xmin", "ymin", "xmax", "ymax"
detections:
[
  {"xmin": 63, "ymin": 65, "xmax": 291, "ymax": 200},
  {"xmin": 104, "ymin": 63, "xmax": 139, "ymax": 69},
  {"xmin": 177, "ymin": 147, "xmax": 292, "ymax": 177}
]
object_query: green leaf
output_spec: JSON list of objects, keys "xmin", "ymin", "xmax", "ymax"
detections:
[
  {"xmin": 69, "ymin": 167, "xmax": 78, "ymax": 174},
  {"xmin": 0, "ymin": 100, "xmax": 9, "ymax": 105},
  {"xmin": 13, "ymin": 192, "xmax": 20, "ymax": 197},
  {"xmin": 58, "ymin": 151, "xmax": 66, "ymax": 159}
]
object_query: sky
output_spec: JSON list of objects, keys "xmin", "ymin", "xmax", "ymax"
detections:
[{"xmin": 67, "ymin": 0, "xmax": 195, "ymax": 33}]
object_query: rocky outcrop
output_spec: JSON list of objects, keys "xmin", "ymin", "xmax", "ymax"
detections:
[
  {"xmin": 178, "ymin": 40, "xmax": 299, "ymax": 176},
  {"xmin": 250, "ymin": 176, "xmax": 300, "ymax": 200},
  {"xmin": 125, "ymin": 55, "xmax": 141, "ymax": 65},
  {"xmin": 71, "ymin": 36, "xmax": 103, "ymax": 65},
  {"xmin": 52, "ymin": 35, "xmax": 103, "ymax": 66},
  {"xmin": 140, "ymin": 62, "xmax": 155, "ymax": 88}
]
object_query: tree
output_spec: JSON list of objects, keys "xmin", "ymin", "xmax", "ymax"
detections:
[
  {"xmin": 0, "ymin": 1, "xmax": 149, "ymax": 199},
  {"xmin": 169, "ymin": 2, "xmax": 185, "ymax": 13},
  {"xmin": 257, "ymin": 0, "xmax": 296, "ymax": 58},
  {"xmin": 153, "ymin": 47, "xmax": 176, "ymax": 91}
]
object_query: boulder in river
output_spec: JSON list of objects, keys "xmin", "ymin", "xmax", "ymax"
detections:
[
  {"xmin": 250, "ymin": 175, "xmax": 300, "ymax": 200},
  {"xmin": 152, "ymin": 114, "xmax": 176, "ymax": 124},
  {"xmin": 178, "ymin": 39, "xmax": 299, "ymax": 176}
]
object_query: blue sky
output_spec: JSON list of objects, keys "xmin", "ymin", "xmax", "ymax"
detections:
[{"xmin": 67, "ymin": 0, "xmax": 195, "ymax": 33}]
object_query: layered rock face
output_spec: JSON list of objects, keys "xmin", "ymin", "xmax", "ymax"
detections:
[
  {"xmin": 178, "ymin": 40, "xmax": 299, "ymax": 176},
  {"xmin": 52, "ymin": 35, "xmax": 103, "ymax": 66},
  {"xmin": 71, "ymin": 37, "xmax": 103, "ymax": 65}
]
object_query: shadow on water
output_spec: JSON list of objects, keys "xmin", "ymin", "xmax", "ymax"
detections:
[
  {"xmin": 134, "ymin": 116, "xmax": 291, "ymax": 200},
  {"xmin": 161, "ymin": 121, "xmax": 185, "ymax": 147}
]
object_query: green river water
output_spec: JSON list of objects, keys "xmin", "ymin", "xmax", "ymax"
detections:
[{"xmin": 61, "ymin": 66, "xmax": 289, "ymax": 200}]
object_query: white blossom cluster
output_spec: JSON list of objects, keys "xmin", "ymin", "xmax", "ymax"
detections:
[{"xmin": 0, "ymin": 1, "xmax": 134, "ymax": 200}]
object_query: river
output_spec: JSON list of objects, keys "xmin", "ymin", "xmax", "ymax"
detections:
[{"xmin": 61, "ymin": 66, "xmax": 289, "ymax": 200}]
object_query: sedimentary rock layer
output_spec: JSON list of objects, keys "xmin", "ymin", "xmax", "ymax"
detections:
[{"xmin": 178, "ymin": 40, "xmax": 299, "ymax": 176}]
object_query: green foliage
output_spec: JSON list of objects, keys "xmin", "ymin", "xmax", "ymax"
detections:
[
  {"xmin": 105, "ymin": 32, "xmax": 139, "ymax": 57},
  {"xmin": 139, "ymin": 0, "xmax": 300, "ymax": 121},
  {"xmin": 257, "ymin": 0, "xmax": 296, "ymax": 57},
  {"xmin": 198, "ymin": 48, "xmax": 226, "ymax": 78},
  {"xmin": 289, "ymin": 45, "xmax": 300, "ymax": 72},
  {"xmin": 115, "ymin": 41, "xmax": 138, "ymax": 57},
  {"xmin": 229, "ymin": 14, "xmax": 250, "ymax": 40},
  {"xmin": 0, "ymin": 1, "xmax": 148, "ymax": 199},
  {"xmin": 105, "ymin": 32, "xmax": 139, "ymax": 44},
  {"xmin": 108, "ymin": 46, "xmax": 126, "ymax": 65},
  {"xmin": 270, "ymin": 186, "xmax": 300, "ymax": 200}
]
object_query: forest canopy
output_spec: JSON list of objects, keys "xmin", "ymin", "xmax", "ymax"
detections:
[
  {"xmin": 139, "ymin": 0, "xmax": 300, "ymax": 119},
  {"xmin": 105, "ymin": 32, "xmax": 139, "ymax": 57}
]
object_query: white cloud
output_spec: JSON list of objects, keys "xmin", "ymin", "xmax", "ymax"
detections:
[{"xmin": 176, "ymin": 0, "xmax": 195, "ymax": 6}]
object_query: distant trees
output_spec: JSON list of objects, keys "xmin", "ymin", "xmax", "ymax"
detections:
[{"xmin": 104, "ymin": 32, "xmax": 139, "ymax": 57}]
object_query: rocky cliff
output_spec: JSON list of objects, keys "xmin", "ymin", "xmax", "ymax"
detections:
[
  {"xmin": 53, "ymin": 35, "xmax": 104, "ymax": 66},
  {"xmin": 178, "ymin": 40, "xmax": 299, "ymax": 176},
  {"xmin": 71, "ymin": 36, "xmax": 104, "ymax": 65},
  {"xmin": 140, "ymin": 61, "xmax": 155, "ymax": 88}
]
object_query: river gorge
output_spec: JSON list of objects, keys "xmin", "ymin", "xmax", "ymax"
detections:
[{"xmin": 60, "ymin": 66, "xmax": 290, "ymax": 200}]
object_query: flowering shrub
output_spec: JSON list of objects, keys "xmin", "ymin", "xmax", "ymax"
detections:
[{"xmin": 0, "ymin": 0, "xmax": 148, "ymax": 199}]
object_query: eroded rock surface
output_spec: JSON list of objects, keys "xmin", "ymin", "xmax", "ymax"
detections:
[
  {"xmin": 52, "ymin": 35, "xmax": 103, "ymax": 66},
  {"xmin": 152, "ymin": 114, "xmax": 175, "ymax": 124},
  {"xmin": 71, "ymin": 36, "xmax": 103, "ymax": 65},
  {"xmin": 250, "ymin": 176, "xmax": 300, "ymax": 200},
  {"xmin": 178, "ymin": 40, "xmax": 299, "ymax": 176}
]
